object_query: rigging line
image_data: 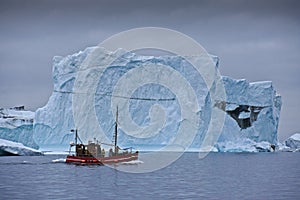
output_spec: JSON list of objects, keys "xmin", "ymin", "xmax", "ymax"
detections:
[
  {"xmin": 53, "ymin": 90, "xmax": 176, "ymax": 101},
  {"xmin": 100, "ymin": 142, "xmax": 115, "ymax": 147},
  {"xmin": 106, "ymin": 122, "xmax": 115, "ymax": 144}
]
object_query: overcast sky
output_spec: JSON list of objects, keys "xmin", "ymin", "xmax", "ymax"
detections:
[{"xmin": 0, "ymin": 0, "xmax": 299, "ymax": 141}]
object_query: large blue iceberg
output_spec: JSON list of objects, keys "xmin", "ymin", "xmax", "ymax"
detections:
[
  {"xmin": 0, "ymin": 46, "xmax": 282, "ymax": 152},
  {"xmin": 32, "ymin": 47, "xmax": 281, "ymax": 152}
]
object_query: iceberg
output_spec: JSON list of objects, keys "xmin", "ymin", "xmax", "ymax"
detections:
[
  {"xmin": 31, "ymin": 46, "xmax": 282, "ymax": 152},
  {"xmin": 0, "ymin": 46, "xmax": 282, "ymax": 152},
  {"xmin": 0, "ymin": 138, "xmax": 42, "ymax": 156},
  {"xmin": 285, "ymin": 133, "xmax": 300, "ymax": 151}
]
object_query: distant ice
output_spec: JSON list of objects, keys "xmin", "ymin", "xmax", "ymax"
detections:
[
  {"xmin": 0, "ymin": 107, "xmax": 37, "ymax": 149},
  {"xmin": 285, "ymin": 133, "xmax": 300, "ymax": 151}
]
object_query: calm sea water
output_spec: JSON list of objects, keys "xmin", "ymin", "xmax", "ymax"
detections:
[{"xmin": 0, "ymin": 152, "xmax": 299, "ymax": 200}]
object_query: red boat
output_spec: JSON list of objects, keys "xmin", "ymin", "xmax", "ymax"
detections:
[{"xmin": 66, "ymin": 108, "xmax": 139, "ymax": 165}]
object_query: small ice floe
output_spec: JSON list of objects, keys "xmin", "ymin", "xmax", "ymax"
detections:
[
  {"xmin": 120, "ymin": 160, "xmax": 144, "ymax": 165},
  {"xmin": 52, "ymin": 158, "xmax": 66, "ymax": 163}
]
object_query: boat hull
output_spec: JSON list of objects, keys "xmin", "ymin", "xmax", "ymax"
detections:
[{"xmin": 66, "ymin": 152, "xmax": 139, "ymax": 165}]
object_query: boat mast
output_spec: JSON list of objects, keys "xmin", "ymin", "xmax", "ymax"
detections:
[
  {"xmin": 75, "ymin": 129, "xmax": 78, "ymax": 146},
  {"xmin": 114, "ymin": 106, "xmax": 118, "ymax": 154}
]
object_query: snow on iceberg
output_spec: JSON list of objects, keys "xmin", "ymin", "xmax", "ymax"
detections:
[
  {"xmin": 32, "ymin": 46, "xmax": 282, "ymax": 152},
  {"xmin": 0, "ymin": 138, "xmax": 42, "ymax": 156},
  {"xmin": 0, "ymin": 106, "xmax": 38, "ymax": 149}
]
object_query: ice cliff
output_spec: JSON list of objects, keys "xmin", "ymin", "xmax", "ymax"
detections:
[{"xmin": 31, "ymin": 46, "xmax": 281, "ymax": 152}]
